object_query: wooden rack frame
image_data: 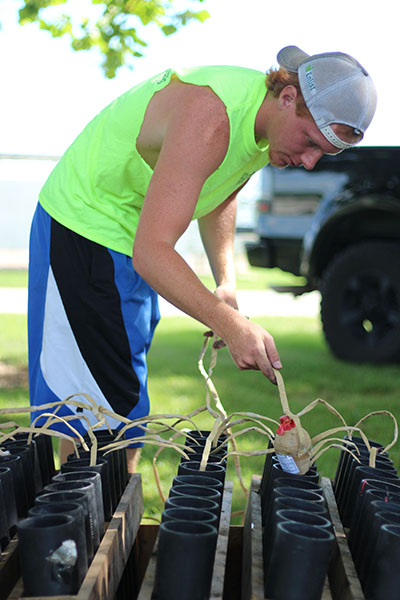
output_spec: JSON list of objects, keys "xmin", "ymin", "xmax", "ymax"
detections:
[{"xmin": 1, "ymin": 474, "xmax": 144, "ymax": 600}]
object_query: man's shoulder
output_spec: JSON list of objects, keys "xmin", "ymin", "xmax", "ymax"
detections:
[
  {"xmin": 174, "ymin": 65, "xmax": 266, "ymax": 113},
  {"xmin": 164, "ymin": 75, "xmax": 229, "ymax": 121},
  {"xmin": 175, "ymin": 64, "xmax": 264, "ymax": 82}
]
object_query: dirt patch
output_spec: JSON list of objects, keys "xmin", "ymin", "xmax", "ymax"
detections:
[{"xmin": 0, "ymin": 361, "xmax": 29, "ymax": 389}]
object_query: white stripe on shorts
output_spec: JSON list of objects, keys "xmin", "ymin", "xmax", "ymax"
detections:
[{"xmin": 40, "ymin": 266, "xmax": 126, "ymax": 431}]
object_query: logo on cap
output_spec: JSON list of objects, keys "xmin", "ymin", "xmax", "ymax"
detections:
[{"xmin": 305, "ymin": 65, "xmax": 317, "ymax": 93}]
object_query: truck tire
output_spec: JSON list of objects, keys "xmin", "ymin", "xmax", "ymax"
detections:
[{"xmin": 320, "ymin": 242, "xmax": 400, "ymax": 363}]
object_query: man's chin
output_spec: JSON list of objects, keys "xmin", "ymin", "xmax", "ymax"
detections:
[
  {"xmin": 268, "ymin": 152, "xmax": 289, "ymax": 169},
  {"xmin": 270, "ymin": 159, "xmax": 289, "ymax": 169}
]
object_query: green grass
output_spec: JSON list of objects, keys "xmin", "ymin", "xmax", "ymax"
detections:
[
  {"xmin": 0, "ymin": 314, "xmax": 28, "ymax": 364},
  {"xmin": 0, "ymin": 267, "xmax": 303, "ymax": 291},
  {"xmin": 1, "ymin": 309, "xmax": 400, "ymax": 525},
  {"xmin": 0, "ymin": 313, "xmax": 30, "ymax": 430},
  {"xmin": 199, "ymin": 267, "xmax": 306, "ymax": 291},
  {"xmin": 0, "ymin": 269, "xmax": 28, "ymax": 288}
]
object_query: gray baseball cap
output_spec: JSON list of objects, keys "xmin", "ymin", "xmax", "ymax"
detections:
[{"xmin": 277, "ymin": 45, "xmax": 377, "ymax": 150}]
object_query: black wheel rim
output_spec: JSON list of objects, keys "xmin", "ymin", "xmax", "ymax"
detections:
[{"xmin": 340, "ymin": 273, "xmax": 400, "ymax": 347}]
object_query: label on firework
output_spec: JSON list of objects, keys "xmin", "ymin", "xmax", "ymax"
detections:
[{"xmin": 276, "ymin": 453, "xmax": 300, "ymax": 474}]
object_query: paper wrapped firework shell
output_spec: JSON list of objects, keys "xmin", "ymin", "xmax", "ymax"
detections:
[{"xmin": 274, "ymin": 416, "xmax": 313, "ymax": 475}]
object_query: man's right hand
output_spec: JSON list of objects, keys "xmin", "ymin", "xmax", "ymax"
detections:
[{"xmin": 217, "ymin": 313, "xmax": 282, "ymax": 384}]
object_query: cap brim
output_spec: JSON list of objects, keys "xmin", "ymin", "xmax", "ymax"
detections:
[{"xmin": 277, "ymin": 46, "xmax": 310, "ymax": 73}]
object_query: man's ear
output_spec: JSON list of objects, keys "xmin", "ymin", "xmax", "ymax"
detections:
[{"xmin": 279, "ymin": 85, "xmax": 298, "ymax": 109}]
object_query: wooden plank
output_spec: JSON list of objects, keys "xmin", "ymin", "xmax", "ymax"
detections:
[
  {"xmin": 0, "ymin": 538, "xmax": 21, "ymax": 600},
  {"xmin": 6, "ymin": 578, "xmax": 25, "ymax": 600},
  {"xmin": 322, "ymin": 577, "xmax": 334, "ymax": 600},
  {"xmin": 241, "ymin": 475, "xmax": 264, "ymax": 600},
  {"xmin": 77, "ymin": 473, "xmax": 144, "ymax": 600},
  {"xmin": 222, "ymin": 526, "xmax": 242, "ymax": 600},
  {"xmin": 136, "ymin": 533, "xmax": 158, "ymax": 600},
  {"xmin": 209, "ymin": 480, "xmax": 233, "ymax": 599},
  {"xmin": 134, "ymin": 524, "xmax": 159, "ymax": 594},
  {"xmin": 4, "ymin": 474, "xmax": 144, "ymax": 600},
  {"xmin": 321, "ymin": 477, "xmax": 365, "ymax": 600},
  {"xmin": 137, "ymin": 481, "xmax": 234, "ymax": 600}
]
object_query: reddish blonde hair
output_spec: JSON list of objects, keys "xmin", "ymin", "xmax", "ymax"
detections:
[
  {"xmin": 266, "ymin": 67, "xmax": 363, "ymax": 144},
  {"xmin": 266, "ymin": 67, "xmax": 311, "ymax": 118}
]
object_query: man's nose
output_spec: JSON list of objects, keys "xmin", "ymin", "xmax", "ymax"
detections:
[{"xmin": 301, "ymin": 150, "xmax": 323, "ymax": 170}]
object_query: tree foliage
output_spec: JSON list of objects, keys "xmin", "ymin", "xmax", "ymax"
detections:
[{"xmin": 16, "ymin": 0, "xmax": 210, "ymax": 78}]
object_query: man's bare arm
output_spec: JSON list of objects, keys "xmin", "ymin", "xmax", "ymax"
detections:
[
  {"xmin": 198, "ymin": 193, "xmax": 238, "ymax": 309},
  {"xmin": 132, "ymin": 85, "xmax": 281, "ymax": 382}
]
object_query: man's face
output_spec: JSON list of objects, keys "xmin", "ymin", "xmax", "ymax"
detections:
[{"xmin": 266, "ymin": 87, "xmax": 343, "ymax": 170}]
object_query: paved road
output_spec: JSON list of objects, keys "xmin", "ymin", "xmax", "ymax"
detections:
[{"xmin": 0, "ymin": 287, "xmax": 321, "ymax": 317}]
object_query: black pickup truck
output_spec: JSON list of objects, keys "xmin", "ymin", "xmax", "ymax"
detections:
[{"xmin": 245, "ymin": 146, "xmax": 400, "ymax": 364}]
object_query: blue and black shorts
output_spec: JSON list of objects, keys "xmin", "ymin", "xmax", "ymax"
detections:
[{"xmin": 28, "ymin": 203, "xmax": 160, "ymax": 446}]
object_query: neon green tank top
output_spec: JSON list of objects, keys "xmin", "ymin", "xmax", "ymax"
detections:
[{"xmin": 39, "ymin": 65, "xmax": 270, "ymax": 256}]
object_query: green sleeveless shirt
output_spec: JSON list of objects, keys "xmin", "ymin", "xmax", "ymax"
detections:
[{"xmin": 39, "ymin": 65, "xmax": 270, "ymax": 256}]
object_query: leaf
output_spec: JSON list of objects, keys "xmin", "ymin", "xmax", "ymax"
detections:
[
  {"xmin": 193, "ymin": 9, "xmax": 210, "ymax": 23},
  {"xmin": 161, "ymin": 24, "xmax": 177, "ymax": 36},
  {"xmin": 14, "ymin": 0, "xmax": 210, "ymax": 77}
]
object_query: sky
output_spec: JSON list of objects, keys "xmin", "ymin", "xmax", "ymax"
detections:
[{"xmin": 1, "ymin": 0, "xmax": 399, "ymax": 162}]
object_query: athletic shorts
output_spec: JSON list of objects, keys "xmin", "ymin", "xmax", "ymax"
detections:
[{"xmin": 28, "ymin": 203, "xmax": 160, "ymax": 446}]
